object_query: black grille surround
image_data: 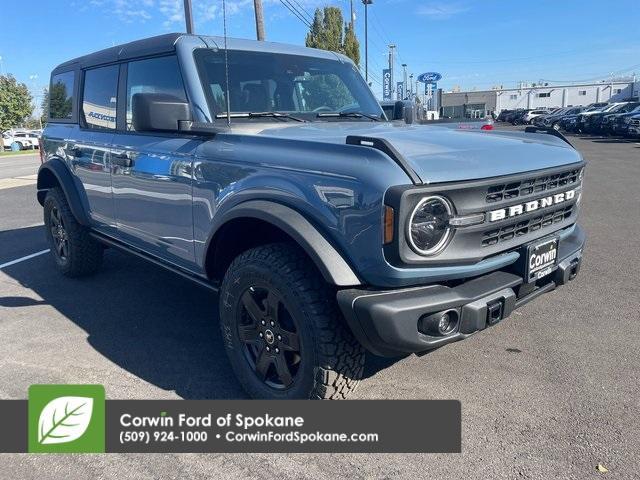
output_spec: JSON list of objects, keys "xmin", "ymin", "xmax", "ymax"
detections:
[{"xmin": 383, "ymin": 162, "xmax": 585, "ymax": 267}]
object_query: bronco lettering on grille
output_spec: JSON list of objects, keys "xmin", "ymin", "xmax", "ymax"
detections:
[{"xmin": 488, "ymin": 188, "xmax": 577, "ymax": 222}]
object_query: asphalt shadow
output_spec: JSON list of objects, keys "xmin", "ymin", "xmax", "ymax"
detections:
[
  {"xmin": 1, "ymin": 226, "xmax": 403, "ymax": 397},
  {"xmin": 2, "ymin": 231, "xmax": 245, "ymax": 399}
]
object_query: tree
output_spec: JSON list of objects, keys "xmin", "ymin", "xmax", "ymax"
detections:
[
  {"xmin": 48, "ymin": 81, "xmax": 72, "ymax": 120},
  {"xmin": 305, "ymin": 6, "xmax": 360, "ymax": 66},
  {"xmin": 0, "ymin": 75, "xmax": 33, "ymax": 131},
  {"xmin": 343, "ymin": 22, "xmax": 360, "ymax": 67},
  {"xmin": 40, "ymin": 87, "xmax": 49, "ymax": 126}
]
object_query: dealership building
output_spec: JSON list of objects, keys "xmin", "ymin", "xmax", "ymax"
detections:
[{"xmin": 439, "ymin": 79, "xmax": 640, "ymax": 119}]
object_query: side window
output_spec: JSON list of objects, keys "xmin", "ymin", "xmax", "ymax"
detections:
[
  {"xmin": 82, "ymin": 65, "xmax": 119, "ymax": 130},
  {"xmin": 49, "ymin": 71, "xmax": 75, "ymax": 120},
  {"xmin": 126, "ymin": 56, "xmax": 187, "ymax": 131}
]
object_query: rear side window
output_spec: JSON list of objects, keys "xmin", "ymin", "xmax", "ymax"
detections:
[
  {"xmin": 126, "ymin": 56, "xmax": 187, "ymax": 131},
  {"xmin": 82, "ymin": 65, "xmax": 119, "ymax": 130},
  {"xmin": 49, "ymin": 71, "xmax": 75, "ymax": 120}
]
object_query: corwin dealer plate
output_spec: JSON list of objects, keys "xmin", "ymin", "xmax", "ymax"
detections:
[{"xmin": 524, "ymin": 236, "xmax": 559, "ymax": 282}]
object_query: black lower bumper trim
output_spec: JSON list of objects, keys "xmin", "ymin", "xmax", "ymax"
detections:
[{"xmin": 337, "ymin": 225, "xmax": 585, "ymax": 357}]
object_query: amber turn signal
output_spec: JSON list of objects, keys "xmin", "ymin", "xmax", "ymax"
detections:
[{"xmin": 383, "ymin": 205, "xmax": 395, "ymax": 244}]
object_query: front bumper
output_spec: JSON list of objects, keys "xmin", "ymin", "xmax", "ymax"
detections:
[{"xmin": 337, "ymin": 224, "xmax": 585, "ymax": 357}]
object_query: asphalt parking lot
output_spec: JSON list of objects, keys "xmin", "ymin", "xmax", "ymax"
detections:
[{"xmin": 1, "ymin": 130, "xmax": 639, "ymax": 479}]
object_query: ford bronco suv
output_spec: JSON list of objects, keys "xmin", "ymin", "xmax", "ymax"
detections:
[{"xmin": 38, "ymin": 34, "xmax": 585, "ymax": 399}]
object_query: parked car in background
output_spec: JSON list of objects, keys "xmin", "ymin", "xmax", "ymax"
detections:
[
  {"xmin": 12, "ymin": 131, "xmax": 40, "ymax": 149},
  {"xmin": 600, "ymin": 103, "xmax": 640, "ymax": 135},
  {"xmin": 503, "ymin": 109, "xmax": 526, "ymax": 123},
  {"xmin": 576, "ymin": 103, "xmax": 625, "ymax": 133},
  {"xmin": 586, "ymin": 102, "xmax": 638, "ymax": 134},
  {"xmin": 533, "ymin": 107, "xmax": 585, "ymax": 129},
  {"xmin": 496, "ymin": 109, "xmax": 514, "ymax": 122},
  {"xmin": 627, "ymin": 114, "xmax": 640, "ymax": 138},
  {"xmin": 521, "ymin": 109, "xmax": 551, "ymax": 125},
  {"xmin": 510, "ymin": 109, "xmax": 532, "ymax": 125},
  {"xmin": 2, "ymin": 131, "xmax": 34, "ymax": 150}
]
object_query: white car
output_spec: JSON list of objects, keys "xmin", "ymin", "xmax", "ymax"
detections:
[
  {"xmin": 12, "ymin": 131, "xmax": 40, "ymax": 149},
  {"xmin": 521, "ymin": 109, "xmax": 552, "ymax": 124}
]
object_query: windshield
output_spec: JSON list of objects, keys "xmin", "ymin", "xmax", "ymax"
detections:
[{"xmin": 194, "ymin": 49, "xmax": 383, "ymax": 122}]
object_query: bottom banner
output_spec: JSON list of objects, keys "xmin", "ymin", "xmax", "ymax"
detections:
[{"xmin": 0, "ymin": 386, "xmax": 461, "ymax": 453}]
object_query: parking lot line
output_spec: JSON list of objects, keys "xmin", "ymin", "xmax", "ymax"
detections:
[
  {"xmin": 0, "ymin": 177, "xmax": 37, "ymax": 190},
  {"xmin": 0, "ymin": 249, "xmax": 50, "ymax": 269}
]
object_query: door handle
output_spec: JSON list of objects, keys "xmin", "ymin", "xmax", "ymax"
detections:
[{"xmin": 112, "ymin": 152, "xmax": 133, "ymax": 168}]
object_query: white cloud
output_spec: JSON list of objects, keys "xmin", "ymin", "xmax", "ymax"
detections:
[{"xmin": 416, "ymin": 2, "xmax": 470, "ymax": 19}]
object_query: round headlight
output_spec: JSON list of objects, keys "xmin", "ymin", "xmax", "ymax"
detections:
[{"xmin": 407, "ymin": 196, "xmax": 453, "ymax": 256}]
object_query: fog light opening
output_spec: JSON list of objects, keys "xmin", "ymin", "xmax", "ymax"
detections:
[{"xmin": 419, "ymin": 309, "xmax": 460, "ymax": 336}]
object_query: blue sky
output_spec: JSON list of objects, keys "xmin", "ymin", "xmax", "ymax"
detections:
[{"xmin": 1, "ymin": 0, "xmax": 639, "ymax": 109}]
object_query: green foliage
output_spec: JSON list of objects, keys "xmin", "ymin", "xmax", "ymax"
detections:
[
  {"xmin": 304, "ymin": 7, "xmax": 361, "ymax": 111},
  {"xmin": 0, "ymin": 75, "xmax": 33, "ymax": 131},
  {"xmin": 305, "ymin": 7, "xmax": 360, "ymax": 66},
  {"xmin": 40, "ymin": 87, "xmax": 49, "ymax": 126},
  {"xmin": 300, "ymin": 74, "xmax": 356, "ymax": 111},
  {"xmin": 343, "ymin": 23, "xmax": 360, "ymax": 67},
  {"xmin": 49, "ymin": 81, "xmax": 72, "ymax": 119}
]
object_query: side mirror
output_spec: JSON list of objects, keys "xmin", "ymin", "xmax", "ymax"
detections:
[{"xmin": 132, "ymin": 93, "xmax": 192, "ymax": 132}]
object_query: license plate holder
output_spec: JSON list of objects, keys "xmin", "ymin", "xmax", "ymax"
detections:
[{"xmin": 523, "ymin": 236, "xmax": 559, "ymax": 282}]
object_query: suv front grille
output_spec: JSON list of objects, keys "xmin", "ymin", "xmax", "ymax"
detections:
[
  {"xmin": 486, "ymin": 168, "xmax": 581, "ymax": 203},
  {"xmin": 481, "ymin": 205, "xmax": 574, "ymax": 247}
]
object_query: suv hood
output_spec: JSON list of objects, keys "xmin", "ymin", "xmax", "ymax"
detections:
[{"xmin": 242, "ymin": 122, "xmax": 581, "ymax": 184}]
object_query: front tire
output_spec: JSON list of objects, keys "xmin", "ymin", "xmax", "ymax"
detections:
[
  {"xmin": 44, "ymin": 187, "xmax": 103, "ymax": 277},
  {"xmin": 219, "ymin": 243, "xmax": 365, "ymax": 399}
]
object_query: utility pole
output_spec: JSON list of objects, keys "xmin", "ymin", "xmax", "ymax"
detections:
[
  {"xmin": 362, "ymin": 0, "xmax": 373, "ymax": 83},
  {"xmin": 388, "ymin": 44, "xmax": 396, "ymax": 98},
  {"xmin": 183, "ymin": 0, "xmax": 194, "ymax": 33},
  {"xmin": 254, "ymin": 0, "xmax": 266, "ymax": 41}
]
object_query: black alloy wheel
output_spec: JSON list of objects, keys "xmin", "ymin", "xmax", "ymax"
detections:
[
  {"xmin": 49, "ymin": 205, "xmax": 69, "ymax": 262},
  {"xmin": 238, "ymin": 285, "xmax": 302, "ymax": 389}
]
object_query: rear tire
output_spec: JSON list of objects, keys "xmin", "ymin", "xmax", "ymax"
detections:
[
  {"xmin": 43, "ymin": 187, "xmax": 103, "ymax": 277},
  {"xmin": 219, "ymin": 243, "xmax": 365, "ymax": 399}
]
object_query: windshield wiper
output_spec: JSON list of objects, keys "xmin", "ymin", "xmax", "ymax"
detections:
[
  {"xmin": 316, "ymin": 112, "xmax": 382, "ymax": 121},
  {"xmin": 215, "ymin": 112, "xmax": 307, "ymax": 122}
]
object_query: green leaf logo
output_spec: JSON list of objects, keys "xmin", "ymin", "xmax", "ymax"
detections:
[{"xmin": 37, "ymin": 396, "xmax": 94, "ymax": 445}]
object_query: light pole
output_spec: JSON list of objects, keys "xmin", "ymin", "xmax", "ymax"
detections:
[
  {"xmin": 402, "ymin": 63, "xmax": 407, "ymax": 100},
  {"xmin": 362, "ymin": 0, "xmax": 373, "ymax": 83},
  {"xmin": 409, "ymin": 73, "xmax": 414, "ymax": 98}
]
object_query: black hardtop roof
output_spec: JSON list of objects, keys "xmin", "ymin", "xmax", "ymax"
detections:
[
  {"xmin": 51, "ymin": 32, "xmax": 347, "ymax": 75},
  {"xmin": 52, "ymin": 33, "xmax": 184, "ymax": 73}
]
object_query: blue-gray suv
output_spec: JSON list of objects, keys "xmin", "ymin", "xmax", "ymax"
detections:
[{"xmin": 38, "ymin": 34, "xmax": 586, "ymax": 399}]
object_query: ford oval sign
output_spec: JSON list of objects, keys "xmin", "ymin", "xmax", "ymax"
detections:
[{"xmin": 417, "ymin": 72, "xmax": 442, "ymax": 83}]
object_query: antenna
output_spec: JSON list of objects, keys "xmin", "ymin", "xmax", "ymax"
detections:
[{"xmin": 222, "ymin": 0, "xmax": 232, "ymax": 127}]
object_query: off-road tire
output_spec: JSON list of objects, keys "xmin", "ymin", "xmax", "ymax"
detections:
[
  {"xmin": 43, "ymin": 187, "xmax": 103, "ymax": 277},
  {"xmin": 219, "ymin": 243, "xmax": 365, "ymax": 399}
]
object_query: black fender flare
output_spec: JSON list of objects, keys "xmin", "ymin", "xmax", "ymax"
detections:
[
  {"xmin": 207, "ymin": 200, "xmax": 362, "ymax": 287},
  {"xmin": 37, "ymin": 159, "xmax": 91, "ymax": 226}
]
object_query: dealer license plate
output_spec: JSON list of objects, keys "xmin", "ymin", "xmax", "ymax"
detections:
[{"xmin": 525, "ymin": 237, "xmax": 558, "ymax": 282}]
